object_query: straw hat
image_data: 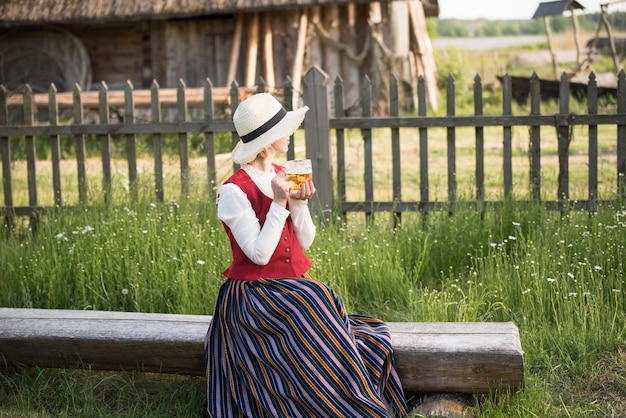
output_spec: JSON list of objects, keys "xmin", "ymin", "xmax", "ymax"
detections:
[{"xmin": 231, "ymin": 93, "xmax": 309, "ymax": 164}]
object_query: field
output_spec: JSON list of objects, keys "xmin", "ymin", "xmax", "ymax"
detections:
[{"xmin": 2, "ymin": 34, "xmax": 626, "ymax": 417}]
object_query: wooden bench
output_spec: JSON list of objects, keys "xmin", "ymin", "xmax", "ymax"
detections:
[{"xmin": 0, "ymin": 308, "xmax": 524, "ymax": 395}]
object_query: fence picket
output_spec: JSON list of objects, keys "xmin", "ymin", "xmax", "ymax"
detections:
[
  {"xmin": 177, "ymin": 79, "xmax": 190, "ymax": 198},
  {"xmin": 530, "ymin": 73, "xmax": 541, "ymax": 201},
  {"xmin": 362, "ymin": 76, "xmax": 374, "ymax": 219},
  {"xmin": 473, "ymin": 74, "xmax": 485, "ymax": 203},
  {"xmin": 446, "ymin": 74, "xmax": 457, "ymax": 212},
  {"xmin": 203, "ymin": 78, "xmax": 216, "ymax": 199},
  {"xmin": 23, "ymin": 85, "xmax": 38, "ymax": 211},
  {"xmin": 230, "ymin": 81, "xmax": 241, "ymax": 174},
  {"xmin": 0, "ymin": 86, "xmax": 12, "ymax": 213},
  {"xmin": 124, "ymin": 82, "xmax": 137, "ymax": 197},
  {"xmin": 302, "ymin": 66, "xmax": 332, "ymax": 218},
  {"xmin": 502, "ymin": 74, "xmax": 513, "ymax": 197},
  {"xmin": 48, "ymin": 85, "xmax": 63, "ymax": 208},
  {"xmin": 588, "ymin": 73, "xmax": 598, "ymax": 206},
  {"xmin": 618, "ymin": 70, "xmax": 626, "ymax": 197},
  {"xmin": 73, "ymin": 84, "xmax": 88, "ymax": 205},
  {"xmin": 418, "ymin": 76, "xmax": 429, "ymax": 205},
  {"xmin": 284, "ymin": 77, "xmax": 295, "ymax": 161},
  {"xmin": 151, "ymin": 81, "xmax": 165, "ymax": 203},
  {"xmin": 390, "ymin": 75, "xmax": 402, "ymax": 223},
  {"xmin": 98, "ymin": 82, "xmax": 112, "ymax": 203},
  {"xmin": 334, "ymin": 77, "xmax": 347, "ymax": 206},
  {"xmin": 557, "ymin": 73, "xmax": 570, "ymax": 202}
]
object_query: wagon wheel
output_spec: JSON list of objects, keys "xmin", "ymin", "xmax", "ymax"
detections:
[{"xmin": 0, "ymin": 26, "xmax": 92, "ymax": 93}]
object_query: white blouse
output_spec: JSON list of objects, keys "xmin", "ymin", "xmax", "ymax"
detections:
[{"xmin": 217, "ymin": 164, "xmax": 316, "ymax": 266}]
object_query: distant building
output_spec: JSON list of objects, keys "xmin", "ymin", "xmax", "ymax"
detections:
[{"xmin": 0, "ymin": 0, "xmax": 440, "ymax": 114}]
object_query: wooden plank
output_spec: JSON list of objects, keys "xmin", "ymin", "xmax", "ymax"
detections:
[
  {"xmin": 227, "ymin": 14, "xmax": 244, "ymax": 86},
  {"xmin": 245, "ymin": 13, "xmax": 260, "ymax": 87},
  {"xmin": 408, "ymin": 0, "xmax": 439, "ymax": 111},
  {"xmin": 262, "ymin": 13, "xmax": 275, "ymax": 88},
  {"xmin": 5, "ymin": 87, "xmax": 266, "ymax": 109},
  {"xmin": 0, "ymin": 308, "xmax": 524, "ymax": 395},
  {"xmin": 292, "ymin": 9, "xmax": 309, "ymax": 106}
]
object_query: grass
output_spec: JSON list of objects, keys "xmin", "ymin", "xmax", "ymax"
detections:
[
  {"xmin": 1, "ymin": 195, "xmax": 625, "ymax": 417},
  {"xmin": 2, "ymin": 34, "xmax": 626, "ymax": 417}
]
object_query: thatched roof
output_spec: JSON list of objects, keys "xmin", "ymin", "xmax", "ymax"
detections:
[{"xmin": 0, "ymin": 0, "xmax": 437, "ymax": 26}]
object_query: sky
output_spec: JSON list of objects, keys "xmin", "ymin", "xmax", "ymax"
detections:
[{"xmin": 438, "ymin": 0, "xmax": 626, "ymax": 20}]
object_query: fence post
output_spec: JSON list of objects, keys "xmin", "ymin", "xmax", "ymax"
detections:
[{"xmin": 302, "ymin": 66, "xmax": 332, "ymax": 220}]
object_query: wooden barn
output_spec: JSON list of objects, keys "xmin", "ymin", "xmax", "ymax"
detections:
[{"xmin": 0, "ymin": 0, "xmax": 439, "ymax": 115}]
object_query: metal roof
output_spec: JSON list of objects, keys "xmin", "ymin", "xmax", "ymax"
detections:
[{"xmin": 532, "ymin": 0, "xmax": 585, "ymax": 18}]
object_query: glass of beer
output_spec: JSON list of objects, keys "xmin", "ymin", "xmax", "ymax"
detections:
[{"xmin": 284, "ymin": 159, "xmax": 312, "ymax": 191}]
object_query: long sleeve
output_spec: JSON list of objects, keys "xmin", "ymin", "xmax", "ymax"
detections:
[{"xmin": 217, "ymin": 183, "xmax": 289, "ymax": 265}]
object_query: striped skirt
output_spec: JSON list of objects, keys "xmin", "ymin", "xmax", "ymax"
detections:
[{"xmin": 204, "ymin": 277, "xmax": 408, "ymax": 417}]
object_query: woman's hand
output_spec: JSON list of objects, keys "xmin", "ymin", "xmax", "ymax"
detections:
[
  {"xmin": 271, "ymin": 170, "xmax": 292, "ymax": 207},
  {"xmin": 289, "ymin": 180, "xmax": 316, "ymax": 201}
]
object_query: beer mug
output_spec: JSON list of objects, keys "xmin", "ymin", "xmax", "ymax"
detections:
[{"xmin": 284, "ymin": 159, "xmax": 312, "ymax": 191}]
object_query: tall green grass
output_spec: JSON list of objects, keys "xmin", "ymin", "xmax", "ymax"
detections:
[{"xmin": 2, "ymin": 196, "xmax": 625, "ymax": 416}]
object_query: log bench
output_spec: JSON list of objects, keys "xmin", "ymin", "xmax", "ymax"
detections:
[{"xmin": 0, "ymin": 308, "xmax": 524, "ymax": 397}]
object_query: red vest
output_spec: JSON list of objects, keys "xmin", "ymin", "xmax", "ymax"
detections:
[{"xmin": 221, "ymin": 166, "xmax": 312, "ymax": 281}]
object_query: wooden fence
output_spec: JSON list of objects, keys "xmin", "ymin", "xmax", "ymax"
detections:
[{"xmin": 1, "ymin": 66, "xmax": 625, "ymax": 227}]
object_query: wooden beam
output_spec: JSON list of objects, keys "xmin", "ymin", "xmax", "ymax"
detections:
[
  {"xmin": 291, "ymin": 9, "xmax": 309, "ymax": 107},
  {"xmin": 227, "ymin": 14, "xmax": 244, "ymax": 86},
  {"xmin": 262, "ymin": 12, "xmax": 276, "ymax": 88},
  {"xmin": 245, "ymin": 13, "xmax": 260, "ymax": 87},
  {"xmin": 543, "ymin": 16, "xmax": 559, "ymax": 79},
  {"xmin": 5, "ymin": 87, "xmax": 276, "ymax": 109},
  {"xmin": 0, "ymin": 308, "xmax": 524, "ymax": 394},
  {"xmin": 408, "ymin": 0, "xmax": 439, "ymax": 111}
]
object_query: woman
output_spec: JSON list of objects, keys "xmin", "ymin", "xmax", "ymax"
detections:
[{"xmin": 205, "ymin": 92, "xmax": 408, "ymax": 417}]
